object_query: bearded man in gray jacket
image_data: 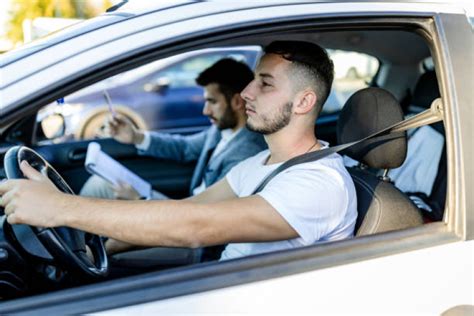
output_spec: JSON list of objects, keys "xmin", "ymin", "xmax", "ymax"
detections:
[{"xmin": 80, "ymin": 58, "xmax": 267, "ymax": 200}]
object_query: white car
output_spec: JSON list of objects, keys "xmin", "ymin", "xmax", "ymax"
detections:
[{"xmin": 0, "ymin": 1, "xmax": 472, "ymax": 314}]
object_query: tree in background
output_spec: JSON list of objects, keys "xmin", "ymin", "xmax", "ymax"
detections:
[{"xmin": 7, "ymin": 0, "xmax": 112, "ymax": 44}]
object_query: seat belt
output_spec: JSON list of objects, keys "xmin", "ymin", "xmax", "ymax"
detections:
[{"xmin": 252, "ymin": 98, "xmax": 444, "ymax": 194}]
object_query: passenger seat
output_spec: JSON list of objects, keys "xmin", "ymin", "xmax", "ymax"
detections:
[
  {"xmin": 389, "ymin": 70, "xmax": 446, "ymax": 221},
  {"xmin": 337, "ymin": 87, "xmax": 423, "ymax": 235}
]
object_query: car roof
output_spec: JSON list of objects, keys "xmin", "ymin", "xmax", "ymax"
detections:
[
  {"xmin": 0, "ymin": 0, "xmax": 466, "ymax": 66},
  {"xmin": 0, "ymin": 1, "xmax": 466, "ymax": 116}
]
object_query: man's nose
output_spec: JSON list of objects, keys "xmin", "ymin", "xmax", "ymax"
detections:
[
  {"xmin": 240, "ymin": 80, "xmax": 256, "ymax": 102},
  {"xmin": 202, "ymin": 102, "xmax": 211, "ymax": 116}
]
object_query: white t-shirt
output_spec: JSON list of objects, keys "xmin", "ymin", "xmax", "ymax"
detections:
[
  {"xmin": 389, "ymin": 125, "xmax": 444, "ymax": 196},
  {"xmin": 221, "ymin": 141, "xmax": 357, "ymax": 260}
]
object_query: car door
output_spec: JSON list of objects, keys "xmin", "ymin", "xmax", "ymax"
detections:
[
  {"xmin": 24, "ymin": 114, "xmax": 195, "ymax": 198},
  {"xmin": 0, "ymin": 1, "xmax": 471, "ymax": 314},
  {"xmin": 34, "ymin": 139, "xmax": 195, "ymax": 198},
  {"xmin": 0, "ymin": 119, "xmax": 190, "ymax": 199}
]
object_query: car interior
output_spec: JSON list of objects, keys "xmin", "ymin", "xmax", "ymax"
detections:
[{"xmin": 0, "ymin": 20, "xmax": 446, "ymax": 300}]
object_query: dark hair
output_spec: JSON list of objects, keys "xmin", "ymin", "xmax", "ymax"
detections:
[
  {"xmin": 196, "ymin": 58, "xmax": 254, "ymax": 104},
  {"xmin": 264, "ymin": 41, "xmax": 334, "ymax": 116}
]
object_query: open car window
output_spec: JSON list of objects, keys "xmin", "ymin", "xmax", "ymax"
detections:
[
  {"xmin": 34, "ymin": 47, "xmax": 378, "ymax": 144},
  {"xmin": 323, "ymin": 49, "xmax": 379, "ymax": 114}
]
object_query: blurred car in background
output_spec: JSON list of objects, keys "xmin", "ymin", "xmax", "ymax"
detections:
[{"xmin": 38, "ymin": 46, "xmax": 262, "ymax": 140}]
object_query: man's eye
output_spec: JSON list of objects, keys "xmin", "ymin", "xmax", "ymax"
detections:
[{"xmin": 261, "ymin": 81, "xmax": 272, "ymax": 88}]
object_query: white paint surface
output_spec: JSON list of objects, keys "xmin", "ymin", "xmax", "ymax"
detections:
[{"xmin": 100, "ymin": 240, "xmax": 473, "ymax": 315}]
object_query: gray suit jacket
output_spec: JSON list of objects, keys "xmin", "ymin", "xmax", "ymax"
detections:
[{"xmin": 138, "ymin": 125, "xmax": 267, "ymax": 194}]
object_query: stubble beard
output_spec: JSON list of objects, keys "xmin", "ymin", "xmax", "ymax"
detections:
[
  {"xmin": 216, "ymin": 104, "xmax": 238, "ymax": 130},
  {"xmin": 246, "ymin": 102, "xmax": 293, "ymax": 135}
]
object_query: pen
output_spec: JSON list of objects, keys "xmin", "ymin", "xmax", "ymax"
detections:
[{"xmin": 103, "ymin": 90, "xmax": 117, "ymax": 118}]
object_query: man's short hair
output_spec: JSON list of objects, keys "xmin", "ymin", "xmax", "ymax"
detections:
[
  {"xmin": 264, "ymin": 41, "xmax": 334, "ymax": 116},
  {"xmin": 196, "ymin": 58, "xmax": 254, "ymax": 104}
]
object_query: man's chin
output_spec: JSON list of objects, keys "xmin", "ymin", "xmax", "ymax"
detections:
[
  {"xmin": 210, "ymin": 119, "xmax": 224, "ymax": 129},
  {"xmin": 215, "ymin": 121, "xmax": 239, "ymax": 130},
  {"xmin": 246, "ymin": 120, "xmax": 283, "ymax": 135},
  {"xmin": 246, "ymin": 122, "xmax": 265, "ymax": 134}
]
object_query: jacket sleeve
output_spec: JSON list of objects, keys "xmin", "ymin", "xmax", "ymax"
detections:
[
  {"xmin": 137, "ymin": 129, "xmax": 208, "ymax": 163},
  {"xmin": 205, "ymin": 133, "xmax": 267, "ymax": 185},
  {"xmin": 212, "ymin": 157, "xmax": 244, "ymax": 184}
]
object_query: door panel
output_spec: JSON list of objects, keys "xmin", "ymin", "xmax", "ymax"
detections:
[{"xmin": 34, "ymin": 138, "xmax": 195, "ymax": 198}]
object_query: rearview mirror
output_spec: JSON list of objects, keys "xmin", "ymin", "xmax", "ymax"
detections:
[{"xmin": 40, "ymin": 113, "xmax": 65, "ymax": 139}]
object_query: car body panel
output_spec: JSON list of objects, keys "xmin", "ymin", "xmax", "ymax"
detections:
[
  {"xmin": 0, "ymin": 1, "xmax": 472, "ymax": 314},
  {"xmin": 101, "ymin": 240, "xmax": 474, "ymax": 315},
  {"xmin": 432, "ymin": 13, "xmax": 474, "ymax": 240}
]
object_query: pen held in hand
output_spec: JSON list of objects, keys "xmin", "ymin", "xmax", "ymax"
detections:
[{"xmin": 103, "ymin": 90, "xmax": 117, "ymax": 118}]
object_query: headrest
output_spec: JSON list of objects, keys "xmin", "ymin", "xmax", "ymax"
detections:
[
  {"xmin": 412, "ymin": 71, "xmax": 440, "ymax": 109},
  {"xmin": 337, "ymin": 88, "xmax": 407, "ymax": 169}
]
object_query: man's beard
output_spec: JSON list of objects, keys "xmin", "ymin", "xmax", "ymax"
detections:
[
  {"xmin": 216, "ymin": 104, "xmax": 238, "ymax": 130},
  {"xmin": 246, "ymin": 102, "xmax": 293, "ymax": 135}
]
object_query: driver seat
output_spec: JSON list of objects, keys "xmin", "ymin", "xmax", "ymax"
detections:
[{"xmin": 337, "ymin": 88, "xmax": 423, "ymax": 235}]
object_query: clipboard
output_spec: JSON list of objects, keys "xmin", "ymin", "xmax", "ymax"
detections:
[{"xmin": 85, "ymin": 142, "xmax": 151, "ymax": 199}]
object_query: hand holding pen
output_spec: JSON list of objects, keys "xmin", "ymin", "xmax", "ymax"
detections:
[
  {"xmin": 103, "ymin": 90, "xmax": 117, "ymax": 118},
  {"xmin": 106, "ymin": 114, "xmax": 144, "ymax": 145}
]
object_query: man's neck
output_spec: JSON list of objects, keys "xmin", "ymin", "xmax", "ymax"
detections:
[
  {"xmin": 264, "ymin": 128, "xmax": 321, "ymax": 164},
  {"xmin": 231, "ymin": 116, "xmax": 247, "ymax": 132}
]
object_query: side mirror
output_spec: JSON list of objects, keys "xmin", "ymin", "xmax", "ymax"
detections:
[
  {"xmin": 40, "ymin": 113, "xmax": 66, "ymax": 139},
  {"xmin": 144, "ymin": 77, "xmax": 171, "ymax": 94}
]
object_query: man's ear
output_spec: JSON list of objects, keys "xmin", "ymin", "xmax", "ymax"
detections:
[
  {"xmin": 294, "ymin": 89, "xmax": 317, "ymax": 115},
  {"xmin": 231, "ymin": 93, "xmax": 245, "ymax": 110}
]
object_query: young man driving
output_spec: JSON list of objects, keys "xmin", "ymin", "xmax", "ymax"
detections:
[{"xmin": 1, "ymin": 41, "xmax": 357, "ymax": 261}]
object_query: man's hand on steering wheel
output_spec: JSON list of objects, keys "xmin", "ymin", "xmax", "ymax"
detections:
[
  {"xmin": 0, "ymin": 160, "xmax": 67, "ymax": 227},
  {"xmin": 2, "ymin": 146, "xmax": 109, "ymax": 278}
]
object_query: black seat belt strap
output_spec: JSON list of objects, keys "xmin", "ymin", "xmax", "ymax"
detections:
[{"xmin": 251, "ymin": 99, "xmax": 443, "ymax": 195}]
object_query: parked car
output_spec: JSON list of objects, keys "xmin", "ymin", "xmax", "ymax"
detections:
[{"xmin": 0, "ymin": 1, "xmax": 472, "ymax": 314}]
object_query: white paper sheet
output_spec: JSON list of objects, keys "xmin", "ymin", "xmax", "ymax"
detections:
[{"xmin": 85, "ymin": 142, "xmax": 152, "ymax": 198}]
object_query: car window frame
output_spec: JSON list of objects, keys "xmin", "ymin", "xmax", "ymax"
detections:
[{"xmin": 0, "ymin": 12, "xmax": 471, "ymax": 313}]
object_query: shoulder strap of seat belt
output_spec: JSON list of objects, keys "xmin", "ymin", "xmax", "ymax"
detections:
[{"xmin": 251, "ymin": 98, "xmax": 443, "ymax": 195}]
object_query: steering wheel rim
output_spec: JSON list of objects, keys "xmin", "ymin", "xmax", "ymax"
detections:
[{"xmin": 3, "ymin": 146, "xmax": 108, "ymax": 278}]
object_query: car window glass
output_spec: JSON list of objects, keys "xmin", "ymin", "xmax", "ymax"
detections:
[
  {"xmin": 156, "ymin": 52, "xmax": 250, "ymax": 88},
  {"xmin": 322, "ymin": 50, "xmax": 379, "ymax": 115},
  {"xmin": 34, "ymin": 49, "xmax": 259, "ymax": 143}
]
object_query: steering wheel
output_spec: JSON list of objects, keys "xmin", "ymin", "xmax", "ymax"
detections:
[{"xmin": 3, "ymin": 146, "xmax": 108, "ymax": 279}]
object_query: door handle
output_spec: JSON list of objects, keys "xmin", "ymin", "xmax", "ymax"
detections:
[{"xmin": 68, "ymin": 148, "xmax": 87, "ymax": 162}]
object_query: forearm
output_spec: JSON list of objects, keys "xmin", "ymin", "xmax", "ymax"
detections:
[
  {"xmin": 62, "ymin": 195, "xmax": 212, "ymax": 248},
  {"xmin": 139, "ymin": 131, "xmax": 205, "ymax": 162},
  {"xmin": 186, "ymin": 178, "xmax": 237, "ymax": 204},
  {"xmin": 106, "ymin": 238, "xmax": 141, "ymax": 255}
]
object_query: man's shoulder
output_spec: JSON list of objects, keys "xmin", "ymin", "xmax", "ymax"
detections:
[
  {"xmin": 292, "ymin": 152, "xmax": 346, "ymax": 173},
  {"xmin": 228, "ymin": 149, "xmax": 269, "ymax": 172}
]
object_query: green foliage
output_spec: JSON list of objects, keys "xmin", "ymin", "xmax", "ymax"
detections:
[{"xmin": 7, "ymin": 0, "xmax": 112, "ymax": 44}]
